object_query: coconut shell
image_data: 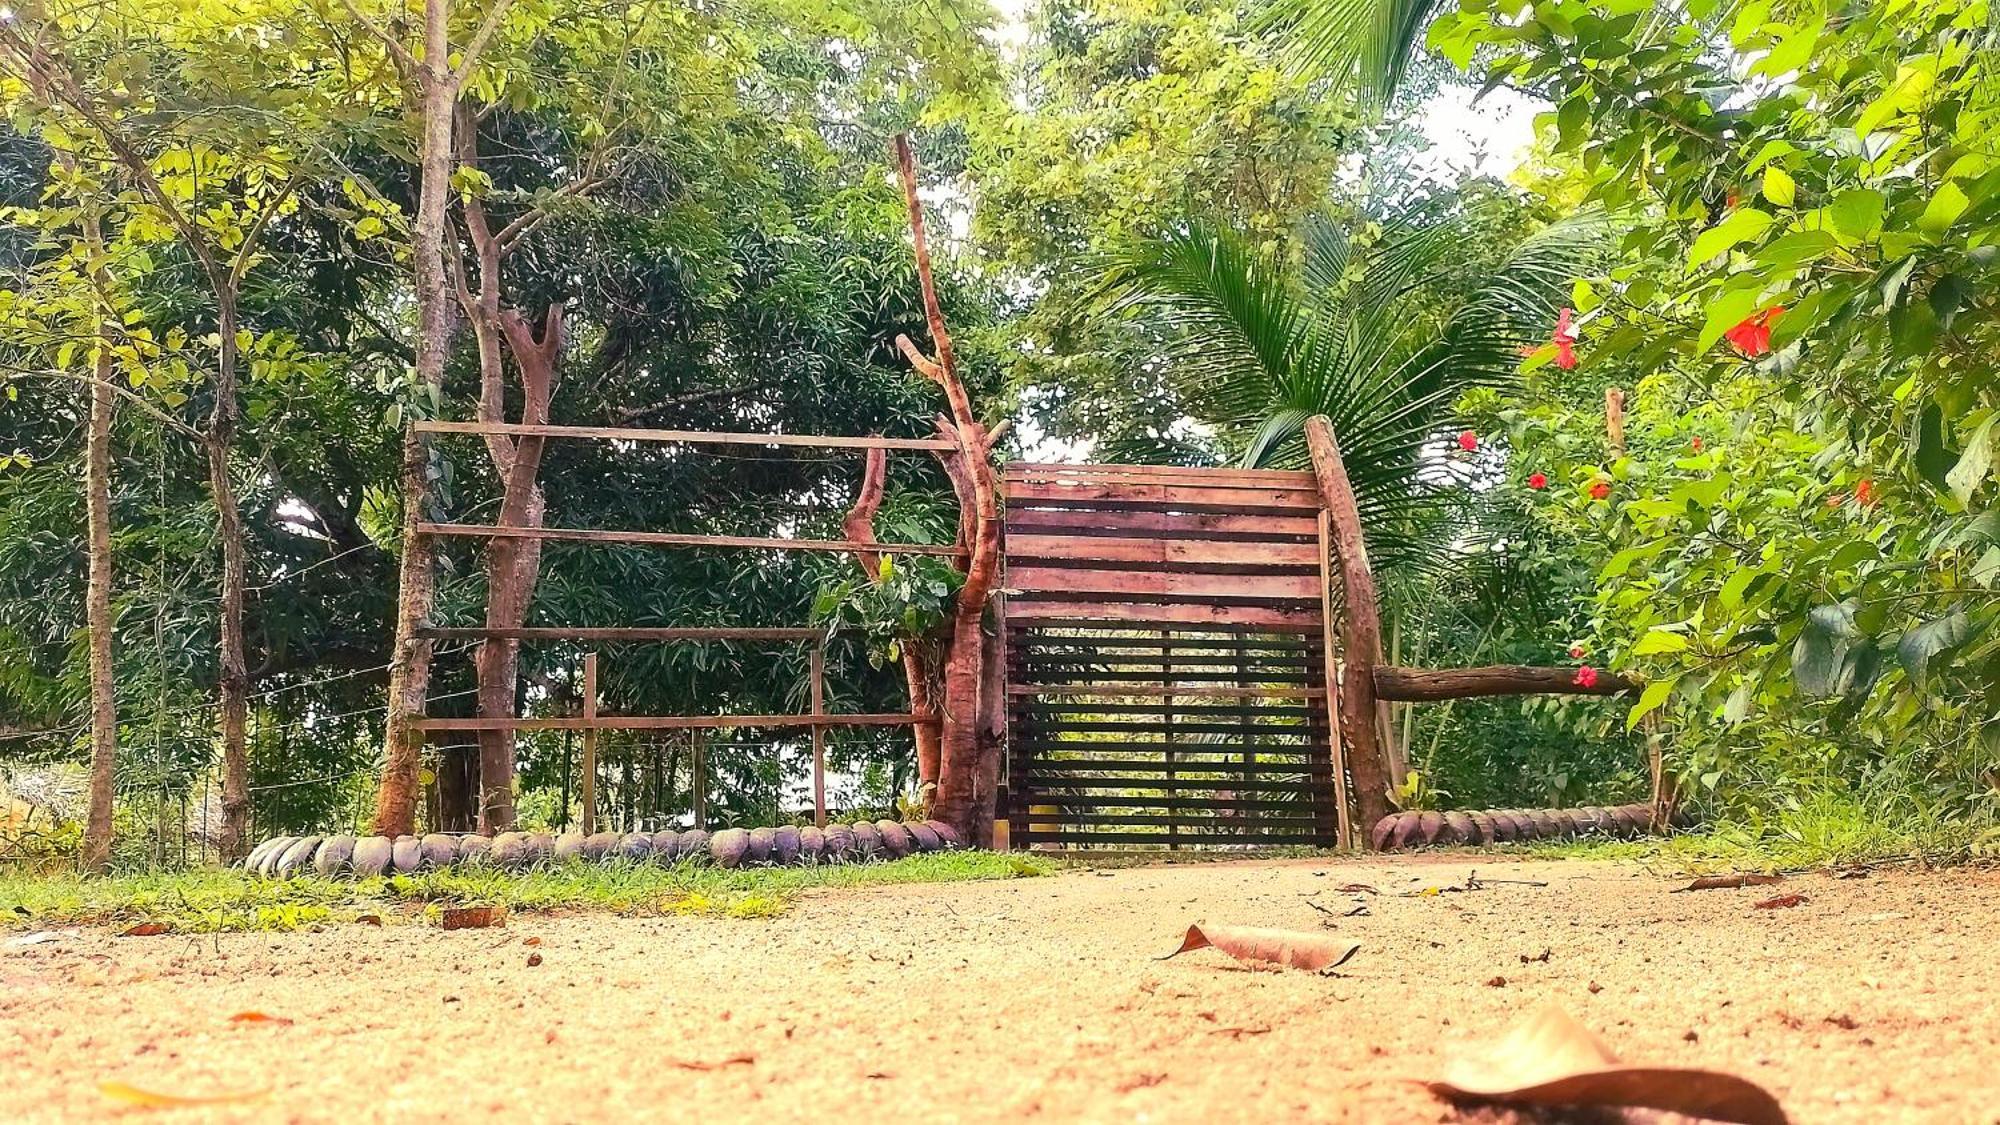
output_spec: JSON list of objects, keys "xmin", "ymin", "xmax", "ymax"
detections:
[
  {"xmin": 581, "ymin": 832, "xmax": 620, "ymax": 860},
  {"xmin": 351, "ymin": 836, "xmax": 393, "ymax": 877},
  {"xmin": 1572, "ymin": 807, "xmax": 1609, "ymax": 835},
  {"xmin": 923, "ymin": 820, "xmax": 962, "ymax": 848},
  {"xmin": 553, "ymin": 832, "xmax": 585, "ymax": 862},
  {"xmin": 822, "ymin": 825, "xmax": 855, "ymax": 861},
  {"xmin": 276, "ymin": 835, "xmax": 323, "ymax": 878},
  {"xmin": 419, "ymin": 833, "xmax": 458, "ymax": 869},
  {"xmin": 244, "ymin": 836, "xmax": 284, "ymax": 872},
  {"xmin": 851, "ymin": 821, "xmax": 882, "ymax": 859},
  {"xmin": 1415, "ymin": 811, "xmax": 1448, "ymax": 846},
  {"xmin": 1463, "ymin": 812, "xmax": 1496, "ymax": 845},
  {"xmin": 314, "ymin": 835, "xmax": 357, "ymax": 877},
  {"xmin": 617, "ymin": 833, "xmax": 653, "ymax": 861},
  {"xmin": 710, "ymin": 828, "xmax": 751, "ymax": 868},
  {"xmin": 1442, "ymin": 812, "xmax": 1476, "ymax": 846},
  {"xmin": 746, "ymin": 827, "xmax": 776, "ymax": 865},
  {"xmin": 875, "ymin": 820, "xmax": 913, "ymax": 859},
  {"xmin": 457, "ymin": 835, "xmax": 493, "ymax": 865},
  {"xmin": 1525, "ymin": 811, "xmax": 1561, "ymax": 839},
  {"xmin": 490, "ymin": 832, "xmax": 530, "ymax": 868},
  {"xmin": 1483, "ymin": 812, "xmax": 1518, "ymax": 843},
  {"xmin": 1549, "ymin": 809, "xmax": 1583, "ymax": 837},
  {"xmin": 1611, "ymin": 804, "xmax": 1651, "ymax": 836},
  {"xmin": 391, "ymin": 835, "xmax": 423, "ymax": 873},
  {"xmin": 798, "ymin": 826, "xmax": 826, "ymax": 863},
  {"xmin": 1387, "ymin": 811, "xmax": 1425, "ymax": 851},
  {"xmin": 771, "ymin": 826, "xmax": 801, "ymax": 866},
  {"xmin": 1370, "ymin": 815, "xmax": 1400, "ymax": 851},
  {"xmin": 524, "ymin": 833, "xmax": 554, "ymax": 864},
  {"xmin": 649, "ymin": 830, "xmax": 681, "ymax": 862},
  {"xmin": 677, "ymin": 829, "xmax": 711, "ymax": 862},
  {"xmin": 905, "ymin": 822, "xmax": 942, "ymax": 852},
  {"xmin": 1502, "ymin": 811, "xmax": 1539, "ymax": 840}
]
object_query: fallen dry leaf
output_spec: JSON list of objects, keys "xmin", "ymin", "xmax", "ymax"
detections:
[
  {"xmin": 1754, "ymin": 893, "xmax": 1807, "ymax": 910},
  {"xmin": 355, "ymin": 914, "xmax": 382, "ymax": 926},
  {"xmin": 101, "ymin": 1080, "xmax": 268, "ymax": 1107},
  {"xmin": 1425, "ymin": 1006, "xmax": 1787, "ymax": 1125},
  {"xmin": 120, "ymin": 922, "xmax": 171, "ymax": 937},
  {"xmin": 227, "ymin": 1011, "xmax": 292, "ymax": 1026},
  {"xmin": 671, "ymin": 1053, "xmax": 755, "ymax": 1071},
  {"xmin": 526, "ymin": 952, "xmax": 543, "ymax": 967},
  {"xmin": 1675, "ymin": 874, "xmax": 1784, "ymax": 892},
  {"xmin": 440, "ymin": 906, "xmax": 505, "ymax": 931},
  {"xmin": 523, "ymin": 936, "xmax": 542, "ymax": 946},
  {"xmin": 1158, "ymin": 924, "xmax": 1359, "ymax": 972},
  {"xmin": 1336, "ymin": 883, "xmax": 1378, "ymax": 895}
]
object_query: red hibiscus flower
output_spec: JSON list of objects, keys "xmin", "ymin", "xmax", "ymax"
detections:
[
  {"xmin": 1723, "ymin": 306, "xmax": 1784, "ymax": 358},
  {"xmin": 1458, "ymin": 430, "xmax": 1479, "ymax": 452},
  {"xmin": 1527, "ymin": 471, "xmax": 1548, "ymax": 490},
  {"xmin": 1568, "ymin": 643, "xmax": 1586, "ymax": 659},
  {"xmin": 1690, "ymin": 436, "xmax": 1703, "ymax": 452},
  {"xmin": 1589, "ymin": 480, "xmax": 1612, "ymax": 501},
  {"xmin": 1855, "ymin": 479, "xmax": 1875, "ymax": 506},
  {"xmin": 1552, "ymin": 307, "xmax": 1579, "ymax": 370},
  {"xmin": 1573, "ymin": 665, "xmax": 1600, "ymax": 689}
]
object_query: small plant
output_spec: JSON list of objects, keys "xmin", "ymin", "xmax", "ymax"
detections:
[
  {"xmin": 1391, "ymin": 769, "xmax": 1448, "ymax": 812},
  {"xmin": 812, "ymin": 554, "xmax": 963, "ymax": 668}
]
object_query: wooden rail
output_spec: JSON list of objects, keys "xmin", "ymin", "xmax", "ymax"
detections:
[
  {"xmin": 414, "ymin": 713, "xmax": 933, "ymax": 733},
  {"xmin": 416, "ymin": 626, "xmax": 823, "ymax": 642},
  {"xmin": 415, "ymin": 420, "xmax": 956, "ymax": 451},
  {"xmin": 1373, "ymin": 664, "xmax": 1642, "ymax": 702},
  {"xmin": 418, "ymin": 523, "xmax": 965, "ymax": 557}
]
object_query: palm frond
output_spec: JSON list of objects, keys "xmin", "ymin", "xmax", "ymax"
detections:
[
  {"xmin": 1256, "ymin": 0, "xmax": 1449, "ymax": 106},
  {"xmin": 1093, "ymin": 221, "xmax": 1303, "ymax": 396}
]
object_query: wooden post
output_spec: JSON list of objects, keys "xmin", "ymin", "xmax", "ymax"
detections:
[
  {"xmin": 1304, "ymin": 415, "xmax": 1392, "ymax": 836},
  {"xmin": 1316, "ymin": 511, "xmax": 1355, "ymax": 850},
  {"xmin": 691, "ymin": 731, "xmax": 706, "ymax": 830},
  {"xmin": 810, "ymin": 640, "xmax": 827, "ymax": 828},
  {"xmin": 580, "ymin": 652, "xmax": 598, "ymax": 835},
  {"xmin": 1606, "ymin": 387, "xmax": 1626, "ymax": 456}
]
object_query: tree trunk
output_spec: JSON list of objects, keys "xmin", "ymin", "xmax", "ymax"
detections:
[
  {"xmin": 372, "ymin": 0, "xmax": 460, "ymax": 837},
  {"xmin": 80, "ymin": 335, "xmax": 118, "ymax": 874},
  {"xmin": 209, "ymin": 295, "xmax": 252, "ymax": 860},
  {"xmin": 840, "ymin": 446, "xmax": 942, "ymax": 793}
]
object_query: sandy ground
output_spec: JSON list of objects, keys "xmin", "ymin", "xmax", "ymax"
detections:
[{"xmin": 3, "ymin": 855, "xmax": 1998, "ymax": 1124}]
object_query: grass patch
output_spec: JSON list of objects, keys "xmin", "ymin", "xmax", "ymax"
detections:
[
  {"xmin": 1526, "ymin": 794, "xmax": 1998, "ymax": 874},
  {"xmin": 0, "ymin": 850, "xmax": 1051, "ymax": 934}
]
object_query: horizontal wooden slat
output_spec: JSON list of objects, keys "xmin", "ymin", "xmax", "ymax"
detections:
[
  {"xmin": 418, "ymin": 421, "xmax": 956, "ymax": 451},
  {"xmin": 419, "ymin": 523, "xmax": 964, "ymax": 556},
  {"xmin": 1007, "ymin": 481, "xmax": 1320, "ymax": 517},
  {"xmin": 1018, "ymin": 831, "xmax": 1326, "ymax": 846},
  {"xmin": 1022, "ymin": 794, "xmax": 1330, "ymax": 811},
  {"xmin": 1006, "ymin": 566, "xmax": 1319, "ymax": 601},
  {"xmin": 1006, "ymin": 462, "xmax": 1315, "ymax": 488},
  {"xmin": 1022, "ymin": 812, "xmax": 1322, "ymax": 828},
  {"xmin": 1005, "ymin": 600, "xmax": 1321, "ymax": 630},
  {"xmin": 1008, "ymin": 629, "xmax": 1321, "ymax": 648},
  {"xmin": 1374, "ymin": 664, "xmax": 1643, "ymax": 701},
  {"xmin": 1005, "ymin": 684, "xmax": 1323, "ymax": 698},
  {"xmin": 1007, "ymin": 534, "xmax": 1319, "ymax": 568},
  {"xmin": 416, "ymin": 626, "xmax": 821, "ymax": 642},
  {"xmin": 1018, "ymin": 757, "xmax": 1325, "ymax": 775},
  {"xmin": 1003, "ymin": 507, "xmax": 1319, "ymax": 540},
  {"xmin": 414, "ymin": 713, "xmax": 930, "ymax": 732},
  {"xmin": 1018, "ymin": 776, "xmax": 1332, "ymax": 795},
  {"xmin": 1010, "ymin": 701, "xmax": 1316, "ymax": 718}
]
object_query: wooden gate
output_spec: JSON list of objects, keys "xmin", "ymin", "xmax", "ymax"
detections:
[{"xmin": 1001, "ymin": 462, "xmax": 1346, "ymax": 849}]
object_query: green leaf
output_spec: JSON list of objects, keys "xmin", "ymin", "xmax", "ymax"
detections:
[
  {"xmin": 1688, "ymin": 208, "xmax": 1774, "ymax": 266},
  {"xmin": 1947, "ymin": 412, "xmax": 1998, "ymax": 504},
  {"xmin": 1762, "ymin": 166, "xmax": 1796, "ymax": 207},
  {"xmin": 1829, "ymin": 189, "xmax": 1885, "ymax": 241},
  {"xmin": 1632, "ymin": 629, "xmax": 1690, "ymax": 655},
  {"xmin": 1919, "ymin": 181, "xmax": 1971, "ymax": 234},
  {"xmin": 1792, "ymin": 602, "xmax": 1859, "ymax": 698},
  {"xmin": 1627, "ymin": 676, "xmax": 1676, "ymax": 730},
  {"xmin": 1896, "ymin": 610, "xmax": 1973, "ymax": 688}
]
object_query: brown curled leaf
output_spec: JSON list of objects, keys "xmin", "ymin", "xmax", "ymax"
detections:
[
  {"xmin": 1158, "ymin": 924, "xmax": 1360, "ymax": 972},
  {"xmin": 120, "ymin": 922, "xmax": 171, "ymax": 937},
  {"xmin": 1426, "ymin": 1006, "xmax": 1788, "ymax": 1125},
  {"xmin": 227, "ymin": 1011, "xmax": 292, "ymax": 1026},
  {"xmin": 1754, "ymin": 893, "xmax": 1806, "ymax": 909},
  {"xmin": 440, "ymin": 905, "xmax": 505, "ymax": 930},
  {"xmin": 1674, "ymin": 874, "xmax": 1784, "ymax": 892}
]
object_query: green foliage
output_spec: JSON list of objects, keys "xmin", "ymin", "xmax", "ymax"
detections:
[{"xmin": 812, "ymin": 554, "xmax": 965, "ymax": 668}]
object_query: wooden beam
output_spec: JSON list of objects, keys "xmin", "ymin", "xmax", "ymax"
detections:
[
  {"xmin": 1373, "ymin": 664, "xmax": 1643, "ymax": 702},
  {"xmin": 1004, "ymin": 684, "xmax": 1324, "ymax": 699},
  {"xmin": 416, "ymin": 626, "xmax": 822, "ymax": 643},
  {"xmin": 810, "ymin": 642, "xmax": 826, "ymax": 829},
  {"xmin": 418, "ymin": 523, "xmax": 966, "ymax": 557},
  {"xmin": 414, "ymin": 713, "xmax": 933, "ymax": 732},
  {"xmin": 414, "ymin": 420, "xmax": 956, "ymax": 452},
  {"xmin": 1304, "ymin": 415, "xmax": 1392, "ymax": 836},
  {"xmin": 580, "ymin": 652, "xmax": 598, "ymax": 835},
  {"xmin": 1317, "ymin": 510, "xmax": 1354, "ymax": 850}
]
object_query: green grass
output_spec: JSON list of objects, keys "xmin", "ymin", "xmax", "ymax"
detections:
[
  {"xmin": 0, "ymin": 851, "xmax": 1052, "ymax": 934},
  {"xmin": 1524, "ymin": 793, "xmax": 1999, "ymax": 874}
]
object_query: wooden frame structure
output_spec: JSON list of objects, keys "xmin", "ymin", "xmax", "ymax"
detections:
[{"xmin": 394, "ymin": 422, "xmax": 947, "ymax": 831}]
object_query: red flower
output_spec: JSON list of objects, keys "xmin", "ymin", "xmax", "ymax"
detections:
[
  {"xmin": 1723, "ymin": 306, "xmax": 1784, "ymax": 358},
  {"xmin": 1573, "ymin": 665, "xmax": 1600, "ymax": 688},
  {"xmin": 1568, "ymin": 644, "xmax": 1586, "ymax": 659},
  {"xmin": 1589, "ymin": 480, "xmax": 1612, "ymax": 500},
  {"xmin": 1552, "ymin": 307, "xmax": 1579, "ymax": 370},
  {"xmin": 1527, "ymin": 471, "xmax": 1548, "ymax": 490},
  {"xmin": 1690, "ymin": 436, "xmax": 1704, "ymax": 452},
  {"xmin": 1458, "ymin": 430, "xmax": 1479, "ymax": 452},
  {"xmin": 1855, "ymin": 479, "xmax": 1875, "ymax": 506}
]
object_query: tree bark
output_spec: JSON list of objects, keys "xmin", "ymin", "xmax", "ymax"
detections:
[
  {"xmin": 1304, "ymin": 415, "xmax": 1392, "ymax": 836},
  {"xmin": 209, "ymin": 293, "xmax": 252, "ymax": 860},
  {"xmin": 840, "ymin": 446, "xmax": 943, "ymax": 792},
  {"xmin": 80, "ymin": 315, "xmax": 119, "ymax": 874}
]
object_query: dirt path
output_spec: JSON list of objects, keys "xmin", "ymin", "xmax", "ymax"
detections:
[{"xmin": 4, "ymin": 855, "xmax": 1997, "ymax": 1123}]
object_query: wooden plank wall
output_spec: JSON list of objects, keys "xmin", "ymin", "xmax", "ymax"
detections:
[{"xmin": 1001, "ymin": 463, "xmax": 1339, "ymax": 849}]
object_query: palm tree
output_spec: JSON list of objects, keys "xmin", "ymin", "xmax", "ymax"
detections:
[
  {"xmin": 1093, "ymin": 206, "xmax": 1603, "ymax": 569},
  {"xmin": 1259, "ymin": 0, "xmax": 1453, "ymax": 108}
]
